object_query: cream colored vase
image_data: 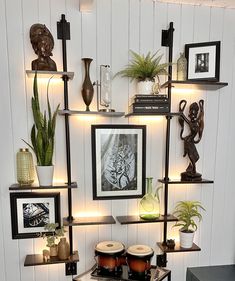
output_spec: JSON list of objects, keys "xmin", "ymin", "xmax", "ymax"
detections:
[
  {"xmin": 49, "ymin": 245, "xmax": 58, "ymax": 257},
  {"xmin": 137, "ymin": 81, "xmax": 154, "ymax": 95},
  {"xmin": 179, "ymin": 230, "xmax": 195, "ymax": 248},
  {"xmin": 58, "ymin": 238, "xmax": 70, "ymax": 260},
  {"xmin": 36, "ymin": 166, "xmax": 54, "ymax": 186}
]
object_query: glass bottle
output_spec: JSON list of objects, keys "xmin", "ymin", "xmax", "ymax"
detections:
[
  {"xmin": 177, "ymin": 53, "xmax": 187, "ymax": 81},
  {"xmin": 16, "ymin": 148, "xmax": 34, "ymax": 185},
  {"xmin": 139, "ymin": 177, "xmax": 160, "ymax": 220}
]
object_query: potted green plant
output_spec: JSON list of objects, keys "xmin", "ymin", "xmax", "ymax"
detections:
[
  {"xmin": 115, "ymin": 49, "xmax": 169, "ymax": 95},
  {"xmin": 42, "ymin": 223, "xmax": 66, "ymax": 257},
  {"xmin": 173, "ymin": 200, "xmax": 205, "ymax": 248},
  {"xmin": 24, "ymin": 72, "xmax": 59, "ymax": 186}
]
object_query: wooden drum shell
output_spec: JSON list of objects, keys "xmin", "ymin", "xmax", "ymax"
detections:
[
  {"xmin": 94, "ymin": 241, "xmax": 125, "ymax": 273},
  {"xmin": 126, "ymin": 245, "xmax": 154, "ymax": 276}
]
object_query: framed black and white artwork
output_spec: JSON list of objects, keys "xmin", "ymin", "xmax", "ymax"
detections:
[
  {"xmin": 91, "ymin": 124, "xmax": 146, "ymax": 200},
  {"xmin": 185, "ymin": 41, "xmax": 220, "ymax": 81},
  {"xmin": 10, "ymin": 192, "xmax": 60, "ymax": 239}
]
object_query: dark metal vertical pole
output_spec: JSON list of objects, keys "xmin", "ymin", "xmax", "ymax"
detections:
[
  {"xmin": 57, "ymin": 14, "xmax": 73, "ymax": 255},
  {"xmin": 162, "ymin": 22, "xmax": 174, "ymax": 245}
]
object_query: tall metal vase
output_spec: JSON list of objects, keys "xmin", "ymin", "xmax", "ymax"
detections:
[{"xmin": 81, "ymin": 58, "xmax": 94, "ymax": 111}]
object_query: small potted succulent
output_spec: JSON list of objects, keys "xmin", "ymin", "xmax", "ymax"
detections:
[
  {"xmin": 42, "ymin": 223, "xmax": 66, "ymax": 257},
  {"xmin": 173, "ymin": 200, "xmax": 205, "ymax": 248},
  {"xmin": 115, "ymin": 49, "xmax": 169, "ymax": 95},
  {"xmin": 24, "ymin": 72, "xmax": 59, "ymax": 186}
]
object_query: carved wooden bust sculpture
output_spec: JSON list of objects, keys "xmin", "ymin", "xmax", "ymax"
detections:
[{"xmin": 30, "ymin": 24, "xmax": 57, "ymax": 71}]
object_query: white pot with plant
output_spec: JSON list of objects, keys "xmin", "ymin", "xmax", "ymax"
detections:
[
  {"xmin": 24, "ymin": 73, "xmax": 59, "ymax": 186},
  {"xmin": 173, "ymin": 201, "xmax": 205, "ymax": 249},
  {"xmin": 115, "ymin": 50, "xmax": 170, "ymax": 95},
  {"xmin": 42, "ymin": 223, "xmax": 66, "ymax": 257}
]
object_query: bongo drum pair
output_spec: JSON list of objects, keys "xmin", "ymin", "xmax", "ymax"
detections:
[{"xmin": 95, "ymin": 241, "xmax": 154, "ymax": 278}]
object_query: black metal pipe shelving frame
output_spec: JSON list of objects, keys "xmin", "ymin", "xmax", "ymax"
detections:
[
  {"xmin": 57, "ymin": 14, "xmax": 77, "ymax": 276},
  {"xmin": 157, "ymin": 22, "xmax": 175, "ymax": 268}
]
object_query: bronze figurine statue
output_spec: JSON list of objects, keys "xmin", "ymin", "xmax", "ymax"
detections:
[
  {"xmin": 178, "ymin": 99, "xmax": 204, "ymax": 181},
  {"xmin": 30, "ymin": 24, "xmax": 57, "ymax": 71}
]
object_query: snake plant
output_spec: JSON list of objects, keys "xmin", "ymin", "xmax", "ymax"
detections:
[
  {"xmin": 173, "ymin": 201, "xmax": 205, "ymax": 232},
  {"xmin": 24, "ymin": 72, "xmax": 59, "ymax": 166}
]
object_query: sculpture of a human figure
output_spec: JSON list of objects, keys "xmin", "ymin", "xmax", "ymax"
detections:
[
  {"xmin": 30, "ymin": 24, "xmax": 57, "ymax": 71},
  {"xmin": 178, "ymin": 99, "xmax": 204, "ymax": 181}
]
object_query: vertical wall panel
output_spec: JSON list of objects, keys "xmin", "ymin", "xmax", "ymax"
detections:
[{"xmin": 211, "ymin": 8, "xmax": 235, "ymax": 265}]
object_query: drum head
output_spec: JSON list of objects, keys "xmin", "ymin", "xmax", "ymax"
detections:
[
  {"xmin": 95, "ymin": 241, "xmax": 125, "ymax": 254},
  {"xmin": 127, "ymin": 244, "xmax": 153, "ymax": 256}
]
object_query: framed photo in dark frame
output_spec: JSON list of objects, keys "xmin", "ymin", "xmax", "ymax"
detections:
[
  {"xmin": 185, "ymin": 41, "xmax": 220, "ymax": 81},
  {"xmin": 10, "ymin": 192, "xmax": 60, "ymax": 239},
  {"xmin": 91, "ymin": 124, "xmax": 146, "ymax": 200}
]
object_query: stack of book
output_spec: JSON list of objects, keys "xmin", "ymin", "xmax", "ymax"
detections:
[{"xmin": 128, "ymin": 94, "xmax": 169, "ymax": 114}]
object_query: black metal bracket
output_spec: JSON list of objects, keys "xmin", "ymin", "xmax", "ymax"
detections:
[
  {"xmin": 66, "ymin": 262, "xmax": 77, "ymax": 276},
  {"xmin": 157, "ymin": 253, "xmax": 167, "ymax": 267},
  {"xmin": 57, "ymin": 14, "xmax": 71, "ymax": 40},
  {"xmin": 161, "ymin": 22, "xmax": 174, "ymax": 47}
]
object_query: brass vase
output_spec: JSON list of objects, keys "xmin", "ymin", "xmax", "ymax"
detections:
[{"xmin": 81, "ymin": 58, "xmax": 94, "ymax": 111}]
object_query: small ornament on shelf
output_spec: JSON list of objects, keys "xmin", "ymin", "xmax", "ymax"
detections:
[{"xmin": 177, "ymin": 53, "xmax": 187, "ymax": 81}]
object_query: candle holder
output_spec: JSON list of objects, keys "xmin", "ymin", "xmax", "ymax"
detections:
[{"xmin": 94, "ymin": 65, "xmax": 115, "ymax": 112}]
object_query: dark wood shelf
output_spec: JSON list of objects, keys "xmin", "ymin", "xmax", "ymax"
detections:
[
  {"xmin": 59, "ymin": 110, "xmax": 125, "ymax": 117},
  {"xmin": 26, "ymin": 70, "xmax": 74, "ymax": 80},
  {"xmin": 157, "ymin": 242, "xmax": 201, "ymax": 253},
  {"xmin": 63, "ymin": 216, "xmax": 116, "ymax": 226},
  {"xmin": 125, "ymin": 112, "xmax": 180, "ymax": 117},
  {"xmin": 158, "ymin": 179, "xmax": 213, "ymax": 184},
  {"xmin": 116, "ymin": 214, "xmax": 178, "ymax": 225},
  {"xmin": 24, "ymin": 251, "xmax": 79, "ymax": 266},
  {"xmin": 9, "ymin": 182, "xmax": 77, "ymax": 190},
  {"xmin": 161, "ymin": 80, "xmax": 228, "ymax": 91}
]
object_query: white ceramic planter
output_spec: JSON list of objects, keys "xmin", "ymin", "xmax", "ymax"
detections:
[
  {"xmin": 179, "ymin": 230, "xmax": 195, "ymax": 248},
  {"xmin": 137, "ymin": 81, "xmax": 154, "ymax": 95},
  {"xmin": 36, "ymin": 165, "xmax": 54, "ymax": 186}
]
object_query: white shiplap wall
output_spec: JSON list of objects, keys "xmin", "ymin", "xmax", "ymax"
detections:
[{"xmin": 1, "ymin": 1, "xmax": 235, "ymax": 281}]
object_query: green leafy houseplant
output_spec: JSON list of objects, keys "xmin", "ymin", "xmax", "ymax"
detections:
[
  {"xmin": 115, "ymin": 49, "xmax": 170, "ymax": 82},
  {"xmin": 173, "ymin": 200, "xmax": 205, "ymax": 233},
  {"xmin": 24, "ymin": 72, "xmax": 59, "ymax": 166},
  {"xmin": 42, "ymin": 223, "xmax": 66, "ymax": 247}
]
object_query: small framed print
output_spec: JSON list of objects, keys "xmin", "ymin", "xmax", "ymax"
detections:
[
  {"xmin": 10, "ymin": 192, "xmax": 60, "ymax": 239},
  {"xmin": 185, "ymin": 41, "xmax": 220, "ymax": 81},
  {"xmin": 91, "ymin": 124, "xmax": 146, "ymax": 200}
]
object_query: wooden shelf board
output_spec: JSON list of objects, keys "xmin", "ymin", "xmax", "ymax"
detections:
[
  {"xmin": 116, "ymin": 214, "xmax": 178, "ymax": 225},
  {"xmin": 157, "ymin": 242, "xmax": 201, "ymax": 253},
  {"xmin": 9, "ymin": 182, "xmax": 77, "ymax": 190},
  {"xmin": 161, "ymin": 80, "xmax": 228, "ymax": 91},
  {"xmin": 24, "ymin": 251, "xmax": 79, "ymax": 266},
  {"xmin": 158, "ymin": 179, "xmax": 213, "ymax": 184},
  {"xmin": 63, "ymin": 216, "xmax": 116, "ymax": 226},
  {"xmin": 59, "ymin": 110, "xmax": 125, "ymax": 117},
  {"xmin": 125, "ymin": 112, "xmax": 180, "ymax": 117},
  {"xmin": 26, "ymin": 70, "xmax": 74, "ymax": 80}
]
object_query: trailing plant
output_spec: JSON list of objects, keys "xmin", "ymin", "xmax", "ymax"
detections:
[
  {"xmin": 115, "ymin": 49, "xmax": 170, "ymax": 82},
  {"xmin": 173, "ymin": 200, "xmax": 205, "ymax": 233},
  {"xmin": 42, "ymin": 223, "xmax": 66, "ymax": 247},
  {"xmin": 23, "ymin": 72, "xmax": 59, "ymax": 166}
]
